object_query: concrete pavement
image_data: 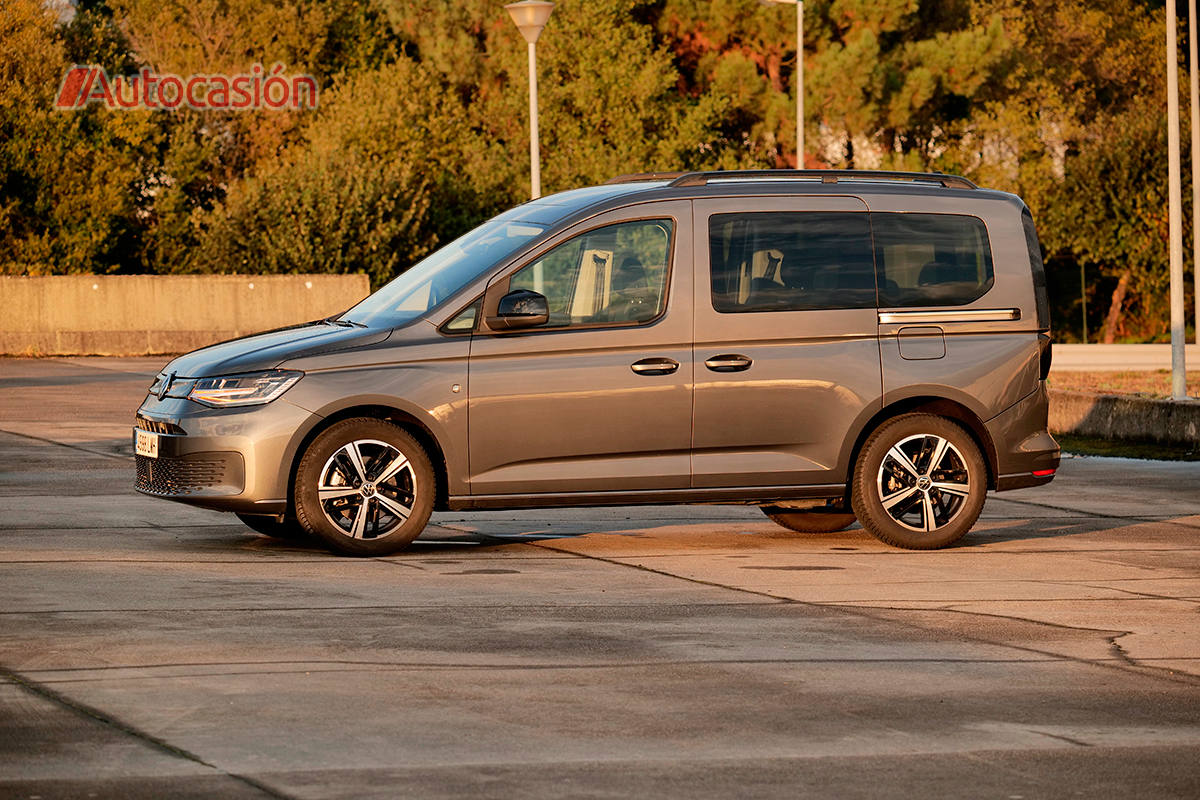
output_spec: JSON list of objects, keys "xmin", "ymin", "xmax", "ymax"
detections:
[{"xmin": 1, "ymin": 357, "xmax": 1198, "ymax": 798}]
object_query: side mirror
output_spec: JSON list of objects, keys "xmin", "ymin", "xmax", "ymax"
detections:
[{"xmin": 487, "ymin": 289, "xmax": 549, "ymax": 330}]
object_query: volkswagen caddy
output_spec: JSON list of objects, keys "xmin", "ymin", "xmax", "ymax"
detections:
[{"xmin": 134, "ymin": 170, "xmax": 1059, "ymax": 555}]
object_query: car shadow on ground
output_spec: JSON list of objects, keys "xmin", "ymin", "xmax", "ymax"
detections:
[{"xmin": 222, "ymin": 510, "xmax": 1168, "ymax": 558}]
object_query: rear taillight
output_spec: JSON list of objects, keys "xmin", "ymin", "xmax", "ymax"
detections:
[{"xmin": 1032, "ymin": 468, "xmax": 1055, "ymax": 477}]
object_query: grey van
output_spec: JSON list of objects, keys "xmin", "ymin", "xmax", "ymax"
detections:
[{"xmin": 134, "ymin": 169, "xmax": 1059, "ymax": 555}]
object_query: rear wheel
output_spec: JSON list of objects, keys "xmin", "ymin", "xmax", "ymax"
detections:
[
  {"xmin": 294, "ymin": 418, "xmax": 435, "ymax": 557},
  {"xmin": 761, "ymin": 505, "xmax": 856, "ymax": 533},
  {"xmin": 851, "ymin": 413, "xmax": 987, "ymax": 550},
  {"xmin": 235, "ymin": 512, "xmax": 306, "ymax": 540}
]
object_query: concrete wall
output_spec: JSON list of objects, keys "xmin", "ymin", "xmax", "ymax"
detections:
[
  {"xmin": 1049, "ymin": 389, "xmax": 1200, "ymax": 446},
  {"xmin": 0, "ymin": 274, "xmax": 370, "ymax": 356},
  {"xmin": 1052, "ymin": 343, "xmax": 1200, "ymax": 372}
]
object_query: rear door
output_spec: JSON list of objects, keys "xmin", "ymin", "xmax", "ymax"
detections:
[
  {"xmin": 467, "ymin": 201, "xmax": 694, "ymax": 497},
  {"xmin": 872, "ymin": 206, "xmax": 1041, "ymax": 421},
  {"xmin": 691, "ymin": 196, "xmax": 882, "ymax": 488}
]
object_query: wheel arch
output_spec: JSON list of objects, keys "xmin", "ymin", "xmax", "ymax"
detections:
[
  {"xmin": 285, "ymin": 403, "xmax": 451, "ymax": 512},
  {"xmin": 844, "ymin": 396, "xmax": 999, "ymax": 493}
]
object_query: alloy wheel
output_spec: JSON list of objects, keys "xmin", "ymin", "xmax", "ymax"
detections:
[
  {"xmin": 316, "ymin": 438, "xmax": 416, "ymax": 540},
  {"xmin": 875, "ymin": 433, "xmax": 971, "ymax": 533}
]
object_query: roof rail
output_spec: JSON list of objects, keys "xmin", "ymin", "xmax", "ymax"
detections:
[
  {"xmin": 667, "ymin": 169, "xmax": 978, "ymax": 190},
  {"xmin": 604, "ymin": 171, "xmax": 689, "ymax": 184}
]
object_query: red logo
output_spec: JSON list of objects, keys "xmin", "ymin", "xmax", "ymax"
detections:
[{"xmin": 54, "ymin": 64, "xmax": 318, "ymax": 111}]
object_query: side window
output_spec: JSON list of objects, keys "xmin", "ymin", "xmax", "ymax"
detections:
[
  {"xmin": 509, "ymin": 219, "xmax": 673, "ymax": 327},
  {"xmin": 441, "ymin": 300, "xmax": 480, "ymax": 334},
  {"xmin": 709, "ymin": 212, "xmax": 875, "ymax": 312},
  {"xmin": 1021, "ymin": 208, "xmax": 1051, "ymax": 329},
  {"xmin": 874, "ymin": 213, "xmax": 994, "ymax": 307}
]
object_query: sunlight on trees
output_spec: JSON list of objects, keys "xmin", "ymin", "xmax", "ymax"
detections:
[{"xmin": 0, "ymin": 0, "xmax": 1190, "ymax": 338}]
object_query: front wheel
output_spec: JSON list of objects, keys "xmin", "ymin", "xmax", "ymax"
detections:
[
  {"xmin": 294, "ymin": 418, "xmax": 435, "ymax": 557},
  {"xmin": 851, "ymin": 414, "xmax": 987, "ymax": 550}
]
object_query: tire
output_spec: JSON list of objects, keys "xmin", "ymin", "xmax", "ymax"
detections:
[
  {"xmin": 761, "ymin": 506, "xmax": 856, "ymax": 533},
  {"xmin": 294, "ymin": 418, "xmax": 435, "ymax": 557},
  {"xmin": 851, "ymin": 413, "xmax": 987, "ymax": 550},
  {"xmin": 235, "ymin": 512, "xmax": 307, "ymax": 540}
]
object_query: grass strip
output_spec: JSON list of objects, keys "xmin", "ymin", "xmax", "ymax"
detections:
[{"xmin": 1056, "ymin": 434, "xmax": 1200, "ymax": 462}]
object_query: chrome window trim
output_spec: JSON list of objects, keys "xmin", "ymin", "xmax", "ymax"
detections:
[{"xmin": 877, "ymin": 308, "xmax": 1020, "ymax": 324}]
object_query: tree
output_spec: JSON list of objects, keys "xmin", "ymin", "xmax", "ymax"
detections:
[
  {"xmin": 0, "ymin": 0, "xmax": 155, "ymax": 275},
  {"xmin": 657, "ymin": 0, "xmax": 1010, "ymax": 170},
  {"xmin": 963, "ymin": 0, "xmax": 1170, "ymax": 341},
  {"xmin": 192, "ymin": 57, "xmax": 479, "ymax": 284}
]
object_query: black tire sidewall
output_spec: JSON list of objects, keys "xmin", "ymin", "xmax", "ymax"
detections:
[
  {"xmin": 294, "ymin": 418, "xmax": 435, "ymax": 556},
  {"xmin": 235, "ymin": 512, "xmax": 307, "ymax": 539},
  {"xmin": 851, "ymin": 414, "xmax": 986, "ymax": 550},
  {"xmin": 761, "ymin": 507, "xmax": 857, "ymax": 533}
]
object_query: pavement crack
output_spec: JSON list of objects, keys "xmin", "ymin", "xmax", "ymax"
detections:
[
  {"xmin": 0, "ymin": 427, "xmax": 131, "ymax": 461},
  {"xmin": 849, "ymin": 604, "xmax": 1200, "ymax": 686},
  {"xmin": 517, "ymin": 538, "xmax": 1200, "ymax": 688},
  {"xmin": 0, "ymin": 664, "xmax": 297, "ymax": 800},
  {"xmin": 997, "ymin": 496, "xmax": 1200, "ymax": 531},
  {"xmin": 20, "ymin": 655, "xmax": 1068, "ymax": 683},
  {"xmin": 1107, "ymin": 632, "xmax": 1138, "ymax": 668},
  {"xmin": 1030, "ymin": 729, "xmax": 1093, "ymax": 747},
  {"xmin": 519, "ymin": 537, "xmax": 797, "ymax": 605},
  {"xmin": 1080, "ymin": 582, "xmax": 1200, "ymax": 604}
]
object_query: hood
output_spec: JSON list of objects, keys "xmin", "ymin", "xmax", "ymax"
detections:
[{"xmin": 163, "ymin": 321, "xmax": 391, "ymax": 378}]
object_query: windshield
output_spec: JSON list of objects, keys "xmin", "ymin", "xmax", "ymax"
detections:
[{"xmin": 339, "ymin": 208, "xmax": 547, "ymax": 327}]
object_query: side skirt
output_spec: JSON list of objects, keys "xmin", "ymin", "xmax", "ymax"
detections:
[{"xmin": 448, "ymin": 484, "xmax": 847, "ymax": 512}]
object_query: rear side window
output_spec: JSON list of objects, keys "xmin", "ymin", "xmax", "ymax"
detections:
[
  {"xmin": 874, "ymin": 213, "xmax": 994, "ymax": 307},
  {"xmin": 1021, "ymin": 208, "xmax": 1051, "ymax": 330},
  {"xmin": 709, "ymin": 212, "xmax": 875, "ymax": 312}
]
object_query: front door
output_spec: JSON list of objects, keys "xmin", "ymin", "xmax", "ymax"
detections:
[
  {"xmin": 691, "ymin": 197, "xmax": 883, "ymax": 488},
  {"xmin": 467, "ymin": 202, "xmax": 694, "ymax": 497}
]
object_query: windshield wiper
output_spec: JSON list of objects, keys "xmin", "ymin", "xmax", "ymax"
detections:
[{"xmin": 321, "ymin": 317, "xmax": 367, "ymax": 328}]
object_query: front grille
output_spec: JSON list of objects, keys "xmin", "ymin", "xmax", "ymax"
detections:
[
  {"xmin": 135, "ymin": 453, "xmax": 244, "ymax": 497},
  {"xmin": 135, "ymin": 415, "xmax": 185, "ymax": 435}
]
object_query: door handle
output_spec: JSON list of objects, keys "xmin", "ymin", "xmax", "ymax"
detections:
[
  {"xmin": 631, "ymin": 357, "xmax": 680, "ymax": 376},
  {"xmin": 704, "ymin": 354, "xmax": 753, "ymax": 372}
]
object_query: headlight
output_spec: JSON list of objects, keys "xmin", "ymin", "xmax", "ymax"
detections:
[{"xmin": 187, "ymin": 370, "xmax": 303, "ymax": 408}]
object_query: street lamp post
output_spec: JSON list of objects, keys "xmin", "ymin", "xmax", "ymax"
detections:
[
  {"xmin": 766, "ymin": 0, "xmax": 804, "ymax": 167},
  {"xmin": 1191, "ymin": 0, "xmax": 1199, "ymax": 345},
  {"xmin": 1167, "ymin": 0, "xmax": 1188, "ymax": 399},
  {"xmin": 505, "ymin": 1, "xmax": 555, "ymax": 200}
]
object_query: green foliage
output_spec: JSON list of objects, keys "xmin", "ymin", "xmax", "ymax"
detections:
[
  {"xmin": 192, "ymin": 57, "xmax": 481, "ymax": 284},
  {"xmin": 0, "ymin": 0, "xmax": 155, "ymax": 275},
  {"xmin": 194, "ymin": 148, "xmax": 431, "ymax": 286},
  {"xmin": 1043, "ymin": 102, "xmax": 1176, "ymax": 341},
  {"xmin": 959, "ymin": 1, "xmax": 1172, "ymax": 341},
  {"xmin": 0, "ymin": 0, "xmax": 1188, "ymax": 338}
]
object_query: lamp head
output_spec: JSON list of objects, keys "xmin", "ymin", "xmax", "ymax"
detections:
[{"xmin": 505, "ymin": 1, "xmax": 555, "ymax": 44}]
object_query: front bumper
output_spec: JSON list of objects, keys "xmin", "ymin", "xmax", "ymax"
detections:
[{"xmin": 133, "ymin": 393, "xmax": 317, "ymax": 513}]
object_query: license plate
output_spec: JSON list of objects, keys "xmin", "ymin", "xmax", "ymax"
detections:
[{"xmin": 135, "ymin": 429, "xmax": 159, "ymax": 459}]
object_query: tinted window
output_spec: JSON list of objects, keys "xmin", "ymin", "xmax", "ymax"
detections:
[
  {"xmin": 709, "ymin": 212, "xmax": 875, "ymax": 312},
  {"xmin": 1021, "ymin": 208, "xmax": 1050, "ymax": 329},
  {"xmin": 441, "ymin": 300, "xmax": 480, "ymax": 334},
  {"xmin": 509, "ymin": 219, "xmax": 673, "ymax": 328},
  {"xmin": 874, "ymin": 213, "xmax": 994, "ymax": 307},
  {"xmin": 344, "ymin": 208, "xmax": 546, "ymax": 327}
]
